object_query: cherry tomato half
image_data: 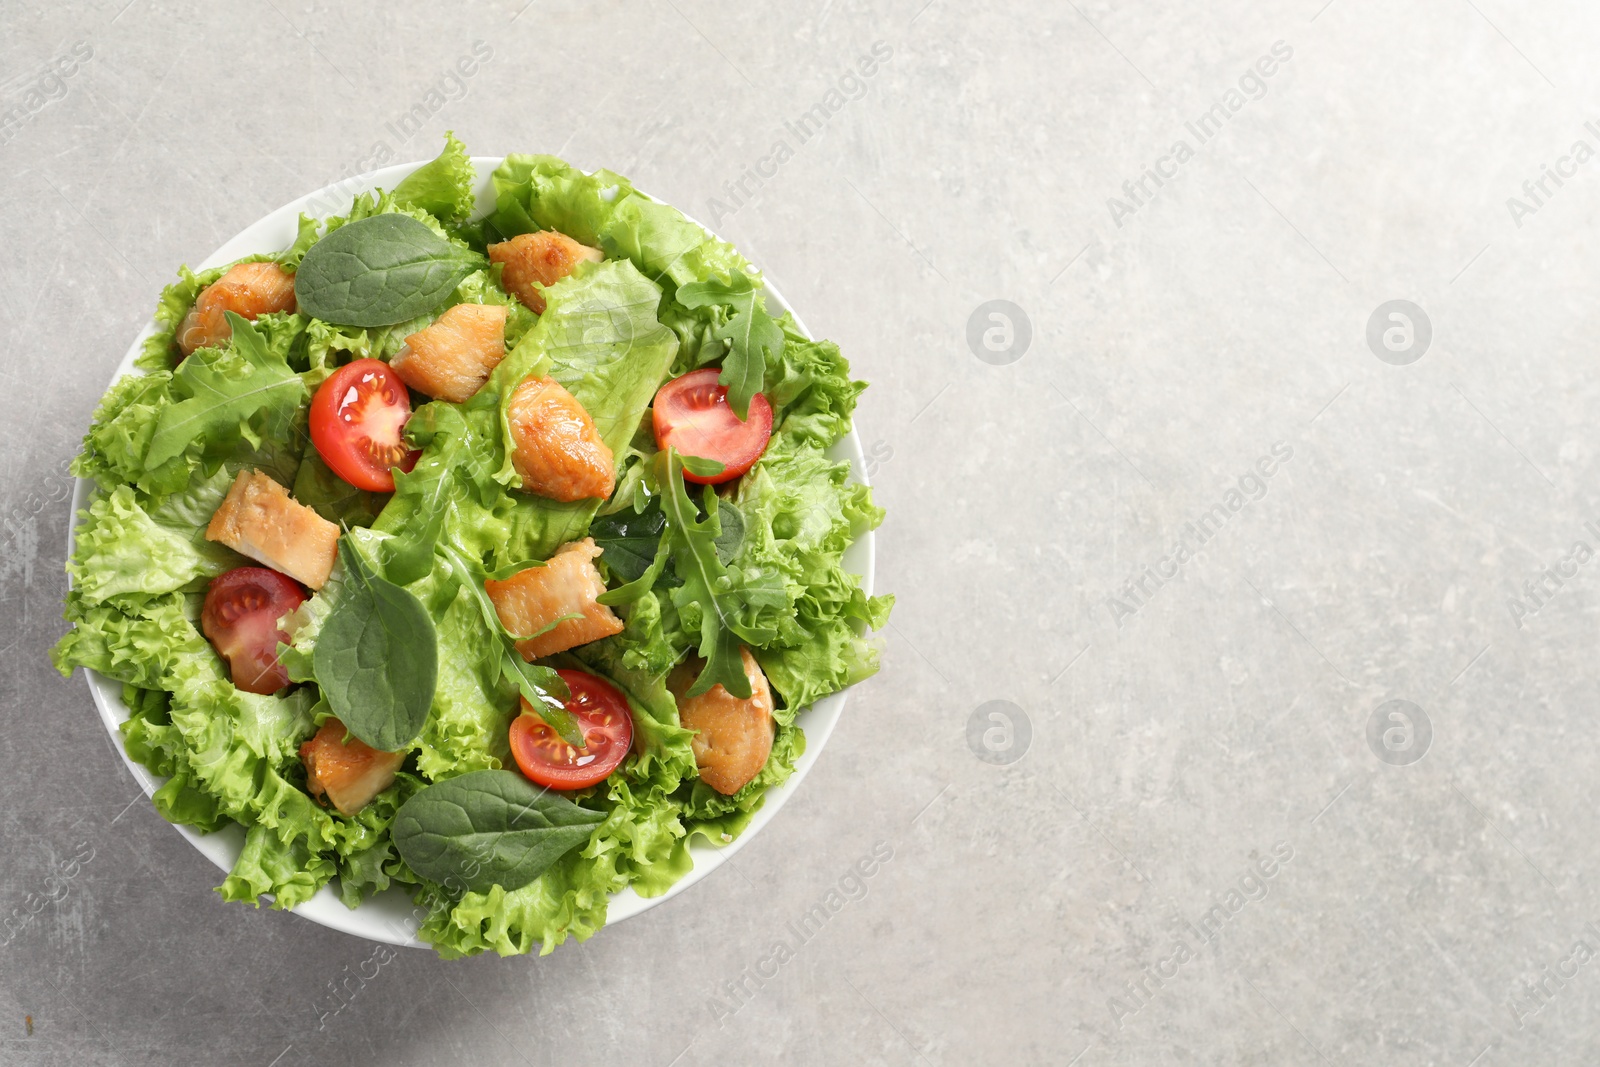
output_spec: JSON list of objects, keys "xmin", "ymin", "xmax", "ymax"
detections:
[
  {"xmin": 651, "ymin": 368, "xmax": 773, "ymax": 485},
  {"xmin": 309, "ymin": 358, "xmax": 419, "ymax": 492},
  {"xmin": 200, "ymin": 567, "xmax": 307, "ymax": 695},
  {"xmin": 508, "ymin": 669, "xmax": 635, "ymax": 790}
]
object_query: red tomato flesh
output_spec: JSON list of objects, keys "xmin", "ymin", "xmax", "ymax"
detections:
[
  {"xmin": 651, "ymin": 368, "xmax": 772, "ymax": 485},
  {"xmin": 309, "ymin": 358, "xmax": 419, "ymax": 492},
  {"xmin": 508, "ymin": 669, "xmax": 634, "ymax": 790},
  {"xmin": 200, "ymin": 567, "xmax": 307, "ymax": 695}
]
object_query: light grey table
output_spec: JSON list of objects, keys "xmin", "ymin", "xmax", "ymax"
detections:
[{"xmin": 5, "ymin": 1, "xmax": 1599, "ymax": 1063}]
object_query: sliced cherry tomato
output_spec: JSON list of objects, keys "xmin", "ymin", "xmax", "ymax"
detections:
[
  {"xmin": 651, "ymin": 368, "xmax": 773, "ymax": 485},
  {"xmin": 508, "ymin": 669, "xmax": 634, "ymax": 790},
  {"xmin": 200, "ymin": 567, "xmax": 307, "ymax": 695},
  {"xmin": 309, "ymin": 358, "xmax": 419, "ymax": 492}
]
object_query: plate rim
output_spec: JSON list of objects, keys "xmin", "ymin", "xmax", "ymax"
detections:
[{"xmin": 67, "ymin": 154, "xmax": 876, "ymax": 951}]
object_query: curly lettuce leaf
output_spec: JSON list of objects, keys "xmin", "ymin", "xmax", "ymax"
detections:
[
  {"xmin": 729, "ymin": 444, "xmax": 890, "ymax": 711},
  {"xmin": 488, "ymin": 154, "xmax": 750, "ymax": 286},
  {"xmin": 71, "ymin": 370, "xmax": 174, "ymax": 491},
  {"xmin": 52, "ymin": 590, "xmax": 217, "ymax": 690},
  {"xmin": 67, "ymin": 485, "xmax": 239, "ymax": 604},
  {"xmin": 418, "ymin": 775, "xmax": 691, "ymax": 958},
  {"xmin": 393, "ymin": 131, "xmax": 476, "ymax": 223},
  {"xmin": 765, "ymin": 315, "xmax": 867, "ymax": 450}
]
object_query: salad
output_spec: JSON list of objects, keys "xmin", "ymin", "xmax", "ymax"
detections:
[{"xmin": 51, "ymin": 135, "xmax": 891, "ymax": 958}]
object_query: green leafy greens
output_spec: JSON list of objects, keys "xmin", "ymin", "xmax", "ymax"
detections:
[
  {"xmin": 392, "ymin": 131, "xmax": 476, "ymax": 223},
  {"xmin": 438, "ymin": 543, "xmax": 584, "ymax": 748},
  {"xmin": 144, "ymin": 313, "xmax": 305, "ymax": 469},
  {"xmin": 676, "ymin": 272, "xmax": 783, "ymax": 420},
  {"xmin": 659, "ymin": 450, "xmax": 781, "ymax": 698},
  {"xmin": 295, "ymin": 213, "xmax": 486, "ymax": 327},
  {"xmin": 313, "ymin": 539, "xmax": 439, "ymax": 750},
  {"xmin": 392, "ymin": 769, "xmax": 604, "ymax": 894}
]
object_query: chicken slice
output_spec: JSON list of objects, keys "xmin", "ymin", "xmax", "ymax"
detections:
[
  {"xmin": 390, "ymin": 302, "xmax": 509, "ymax": 404},
  {"xmin": 205, "ymin": 470, "xmax": 340, "ymax": 589},
  {"xmin": 484, "ymin": 538, "xmax": 624, "ymax": 660},
  {"xmin": 178, "ymin": 262, "xmax": 297, "ymax": 356},
  {"xmin": 506, "ymin": 375, "xmax": 614, "ymax": 501},
  {"xmin": 488, "ymin": 231, "xmax": 603, "ymax": 314},
  {"xmin": 299, "ymin": 718, "xmax": 405, "ymax": 816},
  {"xmin": 669, "ymin": 648, "xmax": 775, "ymax": 796}
]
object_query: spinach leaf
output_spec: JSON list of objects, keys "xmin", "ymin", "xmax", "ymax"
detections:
[
  {"xmin": 313, "ymin": 539, "xmax": 438, "ymax": 750},
  {"xmin": 596, "ymin": 531, "xmax": 671, "ymax": 607},
  {"xmin": 591, "ymin": 493, "xmax": 743, "ymax": 604},
  {"xmin": 675, "ymin": 272, "xmax": 783, "ymax": 420},
  {"xmin": 293, "ymin": 444, "xmax": 386, "ymax": 528},
  {"xmin": 144, "ymin": 313, "xmax": 305, "ymax": 469},
  {"xmin": 589, "ymin": 506, "xmax": 667, "ymax": 583},
  {"xmin": 391, "ymin": 769, "xmax": 603, "ymax": 894},
  {"xmin": 294, "ymin": 214, "xmax": 486, "ymax": 327}
]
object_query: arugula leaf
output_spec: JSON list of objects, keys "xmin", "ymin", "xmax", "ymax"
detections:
[
  {"xmin": 313, "ymin": 539, "xmax": 439, "ymax": 751},
  {"xmin": 143, "ymin": 313, "xmax": 305, "ymax": 470},
  {"xmin": 679, "ymin": 454, "xmax": 727, "ymax": 480},
  {"xmin": 675, "ymin": 272, "xmax": 783, "ymax": 420},
  {"xmin": 392, "ymin": 131, "xmax": 477, "ymax": 223},
  {"xmin": 391, "ymin": 769, "xmax": 604, "ymax": 894},
  {"xmin": 294, "ymin": 213, "xmax": 486, "ymax": 327},
  {"xmin": 659, "ymin": 450, "xmax": 780, "ymax": 699},
  {"xmin": 439, "ymin": 544, "xmax": 584, "ymax": 747}
]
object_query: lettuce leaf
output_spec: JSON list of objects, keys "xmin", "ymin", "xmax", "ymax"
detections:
[
  {"xmin": 419, "ymin": 773, "xmax": 691, "ymax": 958},
  {"xmin": 52, "ymin": 590, "xmax": 218, "ymax": 690},
  {"xmin": 729, "ymin": 443, "xmax": 890, "ymax": 711},
  {"xmin": 410, "ymin": 573, "xmax": 517, "ymax": 781},
  {"xmin": 489, "ymin": 155, "xmax": 750, "ymax": 286},
  {"xmin": 67, "ymin": 486, "xmax": 239, "ymax": 604},
  {"xmin": 393, "ymin": 131, "xmax": 476, "ymax": 223},
  {"xmin": 71, "ymin": 370, "xmax": 174, "ymax": 491},
  {"xmin": 766, "ymin": 315, "xmax": 867, "ymax": 450}
]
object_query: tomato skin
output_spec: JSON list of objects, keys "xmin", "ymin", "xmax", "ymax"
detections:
[
  {"xmin": 508, "ymin": 669, "xmax": 634, "ymax": 790},
  {"xmin": 200, "ymin": 567, "xmax": 307, "ymax": 695},
  {"xmin": 651, "ymin": 369, "xmax": 773, "ymax": 485},
  {"xmin": 309, "ymin": 359, "xmax": 419, "ymax": 492}
]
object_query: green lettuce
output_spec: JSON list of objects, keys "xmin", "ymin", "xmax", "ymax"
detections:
[
  {"xmin": 67, "ymin": 486, "xmax": 239, "ymax": 604},
  {"xmin": 393, "ymin": 131, "xmax": 476, "ymax": 223},
  {"xmin": 731, "ymin": 444, "xmax": 890, "ymax": 711},
  {"xmin": 489, "ymin": 154, "xmax": 750, "ymax": 286}
]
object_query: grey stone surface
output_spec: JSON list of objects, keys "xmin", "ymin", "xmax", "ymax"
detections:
[{"xmin": 4, "ymin": 0, "xmax": 1600, "ymax": 1063}]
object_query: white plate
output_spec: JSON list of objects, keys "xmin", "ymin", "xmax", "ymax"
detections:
[{"xmin": 68, "ymin": 157, "xmax": 874, "ymax": 950}]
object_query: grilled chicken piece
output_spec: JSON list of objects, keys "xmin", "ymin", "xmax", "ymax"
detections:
[
  {"xmin": 390, "ymin": 302, "xmax": 509, "ymax": 404},
  {"xmin": 299, "ymin": 718, "xmax": 405, "ymax": 816},
  {"xmin": 205, "ymin": 470, "xmax": 340, "ymax": 589},
  {"xmin": 177, "ymin": 262, "xmax": 297, "ymax": 356},
  {"xmin": 669, "ymin": 648, "xmax": 775, "ymax": 796},
  {"xmin": 488, "ymin": 231, "xmax": 603, "ymax": 314},
  {"xmin": 484, "ymin": 538, "xmax": 624, "ymax": 660},
  {"xmin": 506, "ymin": 375, "xmax": 614, "ymax": 501}
]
